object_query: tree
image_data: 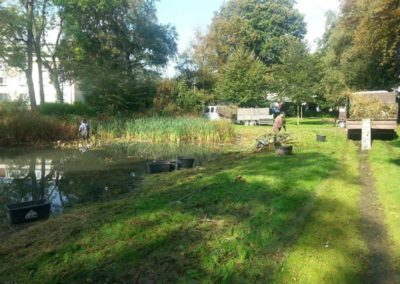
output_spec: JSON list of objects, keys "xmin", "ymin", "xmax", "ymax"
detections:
[
  {"xmin": 214, "ymin": 48, "xmax": 268, "ymax": 107},
  {"xmin": 33, "ymin": 0, "xmax": 50, "ymax": 104},
  {"xmin": 56, "ymin": 0, "xmax": 177, "ymax": 113},
  {"xmin": 195, "ymin": 0, "xmax": 306, "ymax": 69},
  {"xmin": 319, "ymin": 0, "xmax": 400, "ymax": 96},
  {"xmin": 0, "ymin": 1, "xmax": 37, "ymax": 108},
  {"xmin": 270, "ymin": 38, "xmax": 323, "ymax": 123}
]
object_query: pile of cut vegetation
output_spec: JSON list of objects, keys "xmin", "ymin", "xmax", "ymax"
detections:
[{"xmin": 348, "ymin": 93, "xmax": 398, "ymax": 119}]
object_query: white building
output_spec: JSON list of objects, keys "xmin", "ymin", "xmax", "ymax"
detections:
[{"xmin": 0, "ymin": 60, "xmax": 83, "ymax": 104}]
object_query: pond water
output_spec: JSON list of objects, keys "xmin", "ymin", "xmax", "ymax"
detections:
[{"xmin": 0, "ymin": 143, "xmax": 224, "ymax": 221}]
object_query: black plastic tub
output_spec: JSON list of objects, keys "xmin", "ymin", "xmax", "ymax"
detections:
[
  {"xmin": 316, "ymin": 134, "xmax": 327, "ymax": 142},
  {"xmin": 275, "ymin": 145, "xmax": 293, "ymax": 156},
  {"xmin": 5, "ymin": 199, "xmax": 51, "ymax": 224},
  {"xmin": 177, "ymin": 157, "xmax": 195, "ymax": 169},
  {"xmin": 147, "ymin": 160, "xmax": 173, "ymax": 174}
]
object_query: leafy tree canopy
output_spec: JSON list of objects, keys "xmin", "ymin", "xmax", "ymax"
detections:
[
  {"xmin": 56, "ymin": 0, "xmax": 177, "ymax": 113},
  {"xmin": 200, "ymin": 0, "xmax": 306, "ymax": 69},
  {"xmin": 214, "ymin": 48, "xmax": 269, "ymax": 107}
]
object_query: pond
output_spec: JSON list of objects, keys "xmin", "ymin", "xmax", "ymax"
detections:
[{"xmin": 0, "ymin": 143, "xmax": 224, "ymax": 222}]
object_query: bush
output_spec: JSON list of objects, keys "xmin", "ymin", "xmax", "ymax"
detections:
[
  {"xmin": 0, "ymin": 110, "xmax": 77, "ymax": 145},
  {"xmin": 38, "ymin": 102, "xmax": 95, "ymax": 117}
]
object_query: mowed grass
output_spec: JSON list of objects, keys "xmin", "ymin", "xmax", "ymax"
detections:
[
  {"xmin": 369, "ymin": 130, "xmax": 400, "ymax": 269},
  {"xmin": 0, "ymin": 119, "xmax": 367, "ymax": 283}
]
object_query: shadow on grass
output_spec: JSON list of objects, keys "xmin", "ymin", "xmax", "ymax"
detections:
[
  {"xmin": 0, "ymin": 151, "xmax": 363, "ymax": 283},
  {"xmin": 390, "ymin": 159, "xmax": 400, "ymax": 166},
  {"xmin": 390, "ymin": 139, "xmax": 400, "ymax": 148},
  {"xmin": 289, "ymin": 118, "xmax": 335, "ymax": 126}
]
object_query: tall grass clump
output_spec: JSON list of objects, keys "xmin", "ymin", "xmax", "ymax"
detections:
[
  {"xmin": 96, "ymin": 117, "xmax": 235, "ymax": 144},
  {"xmin": 0, "ymin": 102, "xmax": 77, "ymax": 145},
  {"xmin": 94, "ymin": 119, "xmax": 126, "ymax": 140},
  {"xmin": 125, "ymin": 117, "xmax": 235, "ymax": 144}
]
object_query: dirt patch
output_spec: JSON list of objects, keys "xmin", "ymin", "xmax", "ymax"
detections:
[{"xmin": 359, "ymin": 151, "xmax": 400, "ymax": 283}]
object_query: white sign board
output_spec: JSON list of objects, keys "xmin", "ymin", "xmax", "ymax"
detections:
[{"xmin": 361, "ymin": 119, "xmax": 371, "ymax": 151}]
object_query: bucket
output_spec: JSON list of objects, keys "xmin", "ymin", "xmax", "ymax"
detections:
[
  {"xmin": 5, "ymin": 199, "xmax": 51, "ymax": 224},
  {"xmin": 177, "ymin": 157, "xmax": 195, "ymax": 169},
  {"xmin": 147, "ymin": 160, "xmax": 173, "ymax": 174},
  {"xmin": 316, "ymin": 134, "xmax": 326, "ymax": 142},
  {"xmin": 275, "ymin": 145, "xmax": 293, "ymax": 156}
]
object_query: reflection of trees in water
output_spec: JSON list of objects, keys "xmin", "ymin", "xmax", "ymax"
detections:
[
  {"xmin": 0, "ymin": 149, "xmax": 139, "ymax": 215},
  {"xmin": 0, "ymin": 154, "xmax": 68, "ymax": 214}
]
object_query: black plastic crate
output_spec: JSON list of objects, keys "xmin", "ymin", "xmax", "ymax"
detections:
[{"xmin": 5, "ymin": 199, "xmax": 51, "ymax": 224}]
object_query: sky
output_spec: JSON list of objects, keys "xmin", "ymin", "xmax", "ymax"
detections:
[{"xmin": 156, "ymin": 0, "xmax": 340, "ymax": 76}]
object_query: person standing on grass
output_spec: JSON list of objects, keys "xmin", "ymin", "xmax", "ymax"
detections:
[
  {"xmin": 79, "ymin": 119, "xmax": 90, "ymax": 142},
  {"xmin": 272, "ymin": 112, "xmax": 286, "ymax": 134}
]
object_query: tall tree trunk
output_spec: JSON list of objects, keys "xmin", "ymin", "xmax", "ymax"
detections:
[
  {"xmin": 42, "ymin": 13, "xmax": 64, "ymax": 103},
  {"xmin": 52, "ymin": 71, "xmax": 63, "ymax": 103},
  {"xmin": 34, "ymin": 0, "xmax": 50, "ymax": 105},
  {"xmin": 26, "ymin": 0, "xmax": 37, "ymax": 109},
  {"xmin": 300, "ymin": 104, "xmax": 303, "ymax": 120},
  {"xmin": 297, "ymin": 104, "xmax": 300, "ymax": 125},
  {"xmin": 35, "ymin": 43, "xmax": 45, "ymax": 104}
]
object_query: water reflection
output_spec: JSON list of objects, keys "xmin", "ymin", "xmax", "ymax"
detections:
[
  {"xmin": 0, "ymin": 148, "xmax": 146, "ymax": 218},
  {"xmin": 0, "ymin": 143, "xmax": 223, "ymax": 219}
]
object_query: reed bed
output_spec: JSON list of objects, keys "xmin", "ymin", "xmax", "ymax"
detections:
[
  {"xmin": 97, "ymin": 117, "xmax": 236, "ymax": 144},
  {"xmin": 0, "ymin": 112, "xmax": 76, "ymax": 145}
]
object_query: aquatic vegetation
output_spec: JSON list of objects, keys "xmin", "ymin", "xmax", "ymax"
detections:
[
  {"xmin": 97, "ymin": 117, "xmax": 236, "ymax": 144},
  {"xmin": 0, "ymin": 109, "xmax": 76, "ymax": 145}
]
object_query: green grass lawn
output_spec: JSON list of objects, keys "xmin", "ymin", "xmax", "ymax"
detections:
[
  {"xmin": 0, "ymin": 119, "xmax": 381, "ymax": 283},
  {"xmin": 369, "ymin": 131, "xmax": 400, "ymax": 270}
]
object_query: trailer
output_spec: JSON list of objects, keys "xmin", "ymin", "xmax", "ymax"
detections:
[
  {"xmin": 345, "ymin": 91, "xmax": 398, "ymax": 140},
  {"xmin": 237, "ymin": 108, "xmax": 274, "ymax": 126}
]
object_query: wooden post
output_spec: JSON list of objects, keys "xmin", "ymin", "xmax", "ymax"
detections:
[{"xmin": 361, "ymin": 118, "xmax": 371, "ymax": 151}]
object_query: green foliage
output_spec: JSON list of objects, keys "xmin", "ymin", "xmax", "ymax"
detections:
[
  {"xmin": 198, "ymin": 0, "xmax": 306, "ymax": 68},
  {"xmin": 270, "ymin": 38, "xmax": 323, "ymax": 104},
  {"xmin": 38, "ymin": 102, "xmax": 95, "ymax": 116},
  {"xmin": 56, "ymin": 0, "xmax": 177, "ymax": 113},
  {"xmin": 153, "ymin": 79, "xmax": 179, "ymax": 114},
  {"xmin": 0, "ymin": 5, "xmax": 28, "ymax": 71},
  {"xmin": 175, "ymin": 81, "xmax": 206, "ymax": 113},
  {"xmin": 319, "ymin": 0, "xmax": 400, "ymax": 97},
  {"xmin": 153, "ymin": 79, "xmax": 211, "ymax": 115},
  {"xmin": 215, "ymin": 49, "xmax": 268, "ymax": 107},
  {"xmin": 96, "ymin": 117, "xmax": 236, "ymax": 144},
  {"xmin": 0, "ymin": 103, "xmax": 77, "ymax": 145}
]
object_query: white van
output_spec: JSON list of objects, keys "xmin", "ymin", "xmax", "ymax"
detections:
[{"xmin": 203, "ymin": 105, "xmax": 221, "ymax": 120}]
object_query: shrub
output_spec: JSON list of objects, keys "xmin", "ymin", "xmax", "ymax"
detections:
[
  {"xmin": 0, "ymin": 111, "xmax": 77, "ymax": 145},
  {"xmin": 38, "ymin": 102, "xmax": 95, "ymax": 117}
]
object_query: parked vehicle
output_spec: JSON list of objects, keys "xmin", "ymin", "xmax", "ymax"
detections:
[
  {"xmin": 236, "ymin": 108, "xmax": 274, "ymax": 126},
  {"xmin": 345, "ymin": 91, "xmax": 399, "ymax": 139},
  {"xmin": 203, "ymin": 105, "xmax": 237, "ymax": 121}
]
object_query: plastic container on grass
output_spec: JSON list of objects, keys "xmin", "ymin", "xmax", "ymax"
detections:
[
  {"xmin": 5, "ymin": 199, "xmax": 51, "ymax": 224},
  {"xmin": 177, "ymin": 157, "xmax": 195, "ymax": 169}
]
